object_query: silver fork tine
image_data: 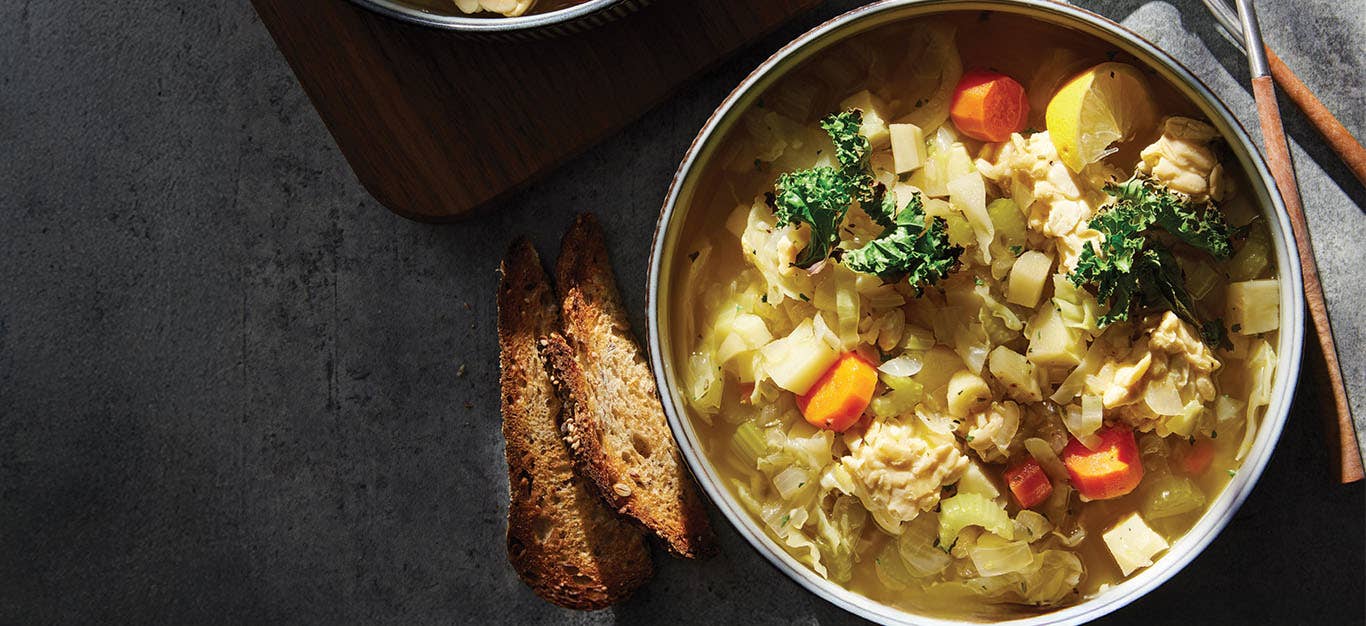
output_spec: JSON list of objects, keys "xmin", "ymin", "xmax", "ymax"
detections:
[{"xmin": 1200, "ymin": 0, "xmax": 1247, "ymax": 51}]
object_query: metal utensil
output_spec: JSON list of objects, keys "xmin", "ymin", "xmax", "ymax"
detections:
[
  {"xmin": 1204, "ymin": 0, "xmax": 1366, "ymax": 187},
  {"xmin": 1235, "ymin": 0, "xmax": 1364, "ymax": 483}
]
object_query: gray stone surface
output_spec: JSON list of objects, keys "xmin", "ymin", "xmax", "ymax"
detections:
[{"xmin": 0, "ymin": 0, "xmax": 1361, "ymax": 624}]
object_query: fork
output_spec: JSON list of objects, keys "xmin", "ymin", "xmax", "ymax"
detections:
[{"xmin": 1200, "ymin": 0, "xmax": 1366, "ymax": 188}]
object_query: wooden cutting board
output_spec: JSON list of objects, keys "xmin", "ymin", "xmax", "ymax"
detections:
[{"xmin": 251, "ymin": 0, "xmax": 823, "ymax": 222}]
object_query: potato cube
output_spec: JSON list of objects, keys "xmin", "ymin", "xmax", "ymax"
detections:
[
  {"xmin": 947, "ymin": 370, "xmax": 993, "ymax": 417},
  {"xmin": 839, "ymin": 90, "xmax": 890, "ymax": 147},
  {"xmin": 1007, "ymin": 251, "xmax": 1054, "ymax": 308},
  {"xmin": 957, "ymin": 460, "xmax": 1001, "ymax": 498},
  {"xmin": 761, "ymin": 320, "xmax": 840, "ymax": 395},
  {"xmin": 1103, "ymin": 513, "xmax": 1169, "ymax": 576},
  {"xmin": 890, "ymin": 123, "xmax": 927, "ymax": 173},
  {"xmin": 1225, "ymin": 279, "xmax": 1280, "ymax": 335},
  {"xmin": 1027, "ymin": 306, "xmax": 1085, "ymax": 368},
  {"xmin": 988, "ymin": 346, "xmax": 1042, "ymax": 402}
]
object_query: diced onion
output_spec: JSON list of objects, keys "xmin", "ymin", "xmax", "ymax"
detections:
[
  {"xmin": 1062, "ymin": 396, "xmax": 1103, "ymax": 448},
  {"xmin": 1013, "ymin": 510, "xmax": 1053, "ymax": 542},
  {"xmin": 1025, "ymin": 437, "xmax": 1069, "ymax": 482},
  {"xmin": 963, "ymin": 343, "xmax": 990, "ymax": 374},
  {"xmin": 879, "ymin": 353, "xmax": 925, "ymax": 377},
  {"xmin": 1143, "ymin": 380, "xmax": 1185, "ymax": 416}
]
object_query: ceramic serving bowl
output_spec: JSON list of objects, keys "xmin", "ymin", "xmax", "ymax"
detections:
[
  {"xmin": 646, "ymin": 1, "xmax": 1305, "ymax": 624},
  {"xmin": 345, "ymin": 0, "xmax": 641, "ymax": 37}
]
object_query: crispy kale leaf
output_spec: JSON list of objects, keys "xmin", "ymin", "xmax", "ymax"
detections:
[
  {"xmin": 843, "ymin": 192, "xmax": 963, "ymax": 294},
  {"xmin": 1070, "ymin": 174, "xmax": 1235, "ymax": 346},
  {"xmin": 770, "ymin": 110, "xmax": 874, "ymax": 268},
  {"xmin": 1106, "ymin": 175, "xmax": 1238, "ymax": 259},
  {"xmin": 771, "ymin": 167, "xmax": 853, "ymax": 268},
  {"xmin": 770, "ymin": 108, "xmax": 962, "ymax": 293},
  {"xmin": 820, "ymin": 110, "xmax": 873, "ymax": 198}
]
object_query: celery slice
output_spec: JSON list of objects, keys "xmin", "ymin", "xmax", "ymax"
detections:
[
  {"xmin": 730, "ymin": 421, "xmax": 767, "ymax": 469},
  {"xmin": 937, "ymin": 492, "xmax": 1014, "ymax": 549}
]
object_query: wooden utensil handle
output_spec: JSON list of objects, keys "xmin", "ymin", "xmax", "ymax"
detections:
[
  {"xmin": 1267, "ymin": 48, "xmax": 1366, "ymax": 190},
  {"xmin": 1252, "ymin": 76, "xmax": 1365, "ymax": 484}
]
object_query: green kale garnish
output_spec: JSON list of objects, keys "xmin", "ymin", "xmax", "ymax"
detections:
[
  {"xmin": 769, "ymin": 108, "xmax": 961, "ymax": 292},
  {"xmin": 843, "ymin": 192, "xmax": 962, "ymax": 294},
  {"xmin": 770, "ymin": 166, "xmax": 853, "ymax": 267},
  {"xmin": 820, "ymin": 110, "xmax": 871, "ymax": 187},
  {"xmin": 1105, "ymin": 176, "xmax": 1239, "ymax": 259},
  {"xmin": 771, "ymin": 110, "xmax": 881, "ymax": 268},
  {"xmin": 1069, "ymin": 174, "xmax": 1236, "ymax": 347}
]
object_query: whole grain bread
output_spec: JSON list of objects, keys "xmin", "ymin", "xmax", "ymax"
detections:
[
  {"xmin": 498, "ymin": 238, "xmax": 652, "ymax": 610},
  {"xmin": 542, "ymin": 214, "xmax": 717, "ymax": 559}
]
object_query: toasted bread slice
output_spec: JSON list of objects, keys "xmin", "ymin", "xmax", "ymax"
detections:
[
  {"xmin": 498, "ymin": 238, "xmax": 652, "ymax": 610},
  {"xmin": 543, "ymin": 214, "xmax": 716, "ymax": 558}
]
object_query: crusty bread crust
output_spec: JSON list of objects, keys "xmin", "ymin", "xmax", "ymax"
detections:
[
  {"xmin": 498, "ymin": 238, "xmax": 652, "ymax": 610},
  {"xmin": 545, "ymin": 214, "xmax": 717, "ymax": 559}
]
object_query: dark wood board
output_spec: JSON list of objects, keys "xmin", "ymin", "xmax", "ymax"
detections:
[{"xmin": 250, "ymin": 0, "xmax": 823, "ymax": 221}]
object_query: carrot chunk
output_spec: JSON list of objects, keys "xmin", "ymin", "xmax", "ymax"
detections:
[
  {"xmin": 949, "ymin": 69, "xmax": 1030, "ymax": 142},
  {"xmin": 796, "ymin": 352, "xmax": 878, "ymax": 432},
  {"xmin": 1004, "ymin": 457, "xmax": 1053, "ymax": 509},
  {"xmin": 1175, "ymin": 437, "xmax": 1216, "ymax": 475},
  {"xmin": 1062, "ymin": 426, "xmax": 1144, "ymax": 500}
]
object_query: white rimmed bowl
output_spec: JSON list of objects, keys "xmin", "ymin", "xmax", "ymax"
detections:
[
  {"xmin": 345, "ymin": 0, "xmax": 641, "ymax": 37},
  {"xmin": 647, "ymin": 1, "xmax": 1305, "ymax": 624}
]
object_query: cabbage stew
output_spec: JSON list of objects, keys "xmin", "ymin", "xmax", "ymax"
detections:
[{"xmin": 670, "ymin": 12, "xmax": 1279, "ymax": 620}]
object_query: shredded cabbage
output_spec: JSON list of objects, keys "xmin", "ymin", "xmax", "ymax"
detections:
[
  {"xmin": 949, "ymin": 172, "xmax": 995, "ymax": 262},
  {"xmin": 898, "ymin": 513, "xmax": 953, "ymax": 577},
  {"xmin": 1052, "ymin": 274, "xmax": 1100, "ymax": 336},
  {"xmin": 970, "ymin": 534, "xmax": 1035, "ymax": 576},
  {"xmin": 875, "ymin": 540, "xmax": 917, "ymax": 590},
  {"xmin": 886, "ymin": 21, "xmax": 962, "ymax": 131},
  {"xmin": 1238, "ymin": 338, "xmax": 1276, "ymax": 460},
  {"xmin": 1142, "ymin": 473, "xmax": 1206, "ymax": 520}
]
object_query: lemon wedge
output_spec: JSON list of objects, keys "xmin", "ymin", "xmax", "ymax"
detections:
[{"xmin": 1045, "ymin": 62, "xmax": 1155, "ymax": 173}]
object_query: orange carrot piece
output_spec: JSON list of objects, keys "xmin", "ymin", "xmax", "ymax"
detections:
[
  {"xmin": 796, "ymin": 352, "xmax": 878, "ymax": 432},
  {"xmin": 949, "ymin": 69, "xmax": 1030, "ymax": 142},
  {"xmin": 1004, "ymin": 457, "xmax": 1054, "ymax": 509},
  {"xmin": 1062, "ymin": 426, "xmax": 1144, "ymax": 500},
  {"xmin": 1175, "ymin": 438, "xmax": 1216, "ymax": 475}
]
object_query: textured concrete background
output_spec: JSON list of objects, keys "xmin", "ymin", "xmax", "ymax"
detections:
[{"xmin": 0, "ymin": 0, "xmax": 1362, "ymax": 624}]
